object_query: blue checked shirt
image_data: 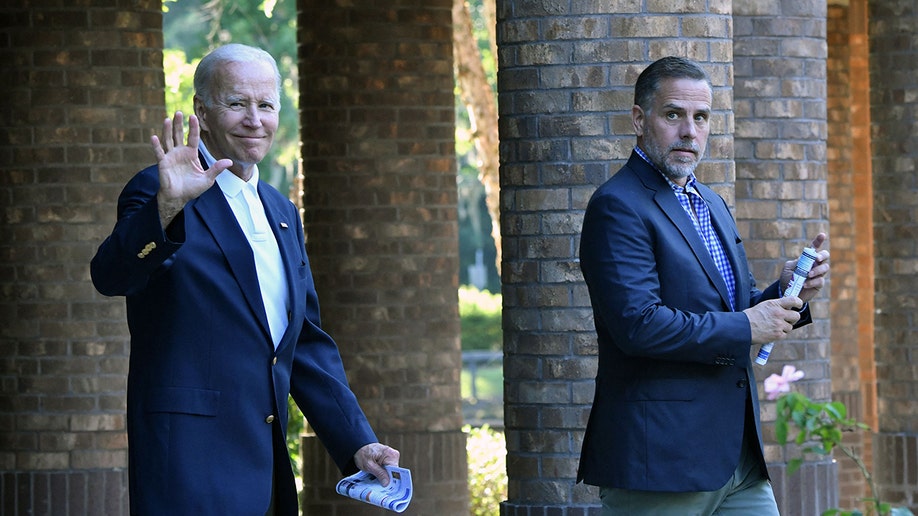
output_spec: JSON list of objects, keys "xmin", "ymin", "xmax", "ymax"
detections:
[{"xmin": 634, "ymin": 147, "xmax": 737, "ymax": 310}]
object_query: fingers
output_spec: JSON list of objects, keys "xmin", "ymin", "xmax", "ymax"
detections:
[
  {"xmin": 170, "ymin": 111, "xmax": 184, "ymax": 148},
  {"xmin": 186, "ymin": 113, "xmax": 200, "ymax": 149},
  {"xmin": 151, "ymin": 134, "xmax": 165, "ymax": 161},
  {"xmin": 745, "ymin": 299, "xmax": 802, "ymax": 345},
  {"xmin": 777, "ymin": 296, "xmax": 804, "ymax": 313},
  {"xmin": 151, "ymin": 112, "xmax": 204, "ymax": 165},
  {"xmin": 810, "ymin": 232, "xmax": 827, "ymax": 250},
  {"xmin": 355, "ymin": 443, "xmax": 400, "ymax": 487}
]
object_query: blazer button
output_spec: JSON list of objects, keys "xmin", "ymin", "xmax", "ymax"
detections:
[
  {"xmin": 271, "ymin": 356, "xmax": 277, "ymax": 366},
  {"xmin": 736, "ymin": 379, "xmax": 748, "ymax": 389},
  {"xmin": 265, "ymin": 415, "xmax": 275, "ymax": 424}
]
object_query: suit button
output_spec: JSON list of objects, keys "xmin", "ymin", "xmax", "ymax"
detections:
[
  {"xmin": 736, "ymin": 379, "xmax": 747, "ymax": 389},
  {"xmin": 265, "ymin": 415, "xmax": 275, "ymax": 424},
  {"xmin": 271, "ymin": 356, "xmax": 277, "ymax": 366}
]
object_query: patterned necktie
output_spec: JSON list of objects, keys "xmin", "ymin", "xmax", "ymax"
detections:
[{"xmin": 684, "ymin": 182, "xmax": 736, "ymax": 310}]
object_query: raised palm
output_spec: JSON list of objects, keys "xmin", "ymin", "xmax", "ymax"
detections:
[
  {"xmin": 151, "ymin": 112, "xmax": 232, "ymax": 228},
  {"xmin": 152, "ymin": 111, "xmax": 231, "ymax": 205}
]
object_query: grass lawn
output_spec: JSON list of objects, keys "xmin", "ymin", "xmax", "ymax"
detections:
[{"xmin": 461, "ymin": 363, "xmax": 502, "ymax": 400}]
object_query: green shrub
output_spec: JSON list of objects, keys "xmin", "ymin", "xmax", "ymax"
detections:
[
  {"xmin": 465, "ymin": 424, "xmax": 507, "ymax": 516},
  {"xmin": 459, "ymin": 286, "xmax": 502, "ymax": 351}
]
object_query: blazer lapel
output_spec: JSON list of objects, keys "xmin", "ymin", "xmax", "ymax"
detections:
[
  {"xmin": 631, "ymin": 155, "xmax": 735, "ymax": 310},
  {"xmin": 191, "ymin": 184, "xmax": 273, "ymax": 342},
  {"xmin": 703, "ymin": 189, "xmax": 749, "ymax": 310}
]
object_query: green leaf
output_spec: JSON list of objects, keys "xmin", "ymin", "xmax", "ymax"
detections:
[
  {"xmin": 775, "ymin": 419, "xmax": 788, "ymax": 444},
  {"xmin": 825, "ymin": 401, "xmax": 846, "ymax": 420}
]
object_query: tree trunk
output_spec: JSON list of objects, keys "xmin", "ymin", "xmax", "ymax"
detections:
[{"xmin": 452, "ymin": 0, "xmax": 501, "ymax": 276}]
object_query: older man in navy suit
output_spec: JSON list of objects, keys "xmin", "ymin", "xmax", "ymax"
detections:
[
  {"xmin": 92, "ymin": 44, "xmax": 398, "ymax": 515},
  {"xmin": 577, "ymin": 56, "xmax": 830, "ymax": 514}
]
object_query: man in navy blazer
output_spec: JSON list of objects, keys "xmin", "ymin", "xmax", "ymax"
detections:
[
  {"xmin": 577, "ymin": 57, "xmax": 830, "ymax": 514},
  {"xmin": 91, "ymin": 44, "xmax": 398, "ymax": 515}
]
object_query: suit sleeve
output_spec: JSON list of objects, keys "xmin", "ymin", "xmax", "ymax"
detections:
[
  {"xmin": 90, "ymin": 166, "xmax": 184, "ymax": 297},
  {"xmin": 580, "ymin": 185, "xmax": 753, "ymax": 366}
]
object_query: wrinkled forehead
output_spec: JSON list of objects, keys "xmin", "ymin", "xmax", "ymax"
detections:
[
  {"xmin": 212, "ymin": 61, "xmax": 280, "ymax": 100},
  {"xmin": 653, "ymin": 78, "xmax": 712, "ymax": 111}
]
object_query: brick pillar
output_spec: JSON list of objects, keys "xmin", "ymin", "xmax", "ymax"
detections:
[
  {"xmin": 296, "ymin": 2, "xmax": 468, "ymax": 514},
  {"xmin": 733, "ymin": 1, "xmax": 837, "ymax": 513},
  {"xmin": 827, "ymin": 0, "xmax": 876, "ymax": 509},
  {"xmin": 0, "ymin": 1, "xmax": 163, "ymax": 514},
  {"xmin": 496, "ymin": 2, "xmax": 733, "ymax": 513},
  {"xmin": 869, "ymin": 1, "xmax": 918, "ymax": 512}
]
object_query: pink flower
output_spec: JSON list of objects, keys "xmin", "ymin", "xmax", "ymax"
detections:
[{"xmin": 763, "ymin": 365, "xmax": 805, "ymax": 400}]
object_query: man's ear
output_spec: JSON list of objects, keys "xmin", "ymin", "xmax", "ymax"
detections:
[
  {"xmin": 631, "ymin": 104, "xmax": 644, "ymax": 136},
  {"xmin": 193, "ymin": 95, "xmax": 208, "ymax": 132}
]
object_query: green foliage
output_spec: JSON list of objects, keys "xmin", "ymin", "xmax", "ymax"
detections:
[
  {"xmin": 774, "ymin": 392, "xmax": 913, "ymax": 516},
  {"xmin": 461, "ymin": 363, "xmax": 502, "ymax": 400},
  {"xmin": 162, "ymin": 0, "xmax": 299, "ymax": 194},
  {"xmin": 286, "ymin": 396, "xmax": 305, "ymax": 478},
  {"xmin": 465, "ymin": 424, "xmax": 507, "ymax": 516},
  {"xmin": 459, "ymin": 286, "xmax": 502, "ymax": 351},
  {"xmin": 163, "ymin": 49, "xmax": 198, "ymax": 114}
]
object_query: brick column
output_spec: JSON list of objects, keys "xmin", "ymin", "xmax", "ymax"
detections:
[
  {"xmin": 0, "ymin": 1, "xmax": 163, "ymax": 514},
  {"xmin": 869, "ymin": 1, "xmax": 918, "ymax": 512},
  {"xmin": 826, "ymin": 0, "xmax": 876, "ymax": 509},
  {"xmin": 496, "ymin": 2, "xmax": 733, "ymax": 513},
  {"xmin": 296, "ymin": 2, "xmax": 468, "ymax": 514},
  {"xmin": 733, "ymin": 1, "xmax": 837, "ymax": 513}
]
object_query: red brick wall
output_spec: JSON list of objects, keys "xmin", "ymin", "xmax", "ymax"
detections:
[
  {"xmin": 827, "ymin": 1, "xmax": 876, "ymax": 510},
  {"xmin": 869, "ymin": 0, "xmax": 918, "ymax": 511},
  {"xmin": 0, "ymin": 0, "xmax": 164, "ymax": 514},
  {"xmin": 733, "ymin": 0, "xmax": 835, "ymax": 510},
  {"xmin": 297, "ymin": 1, "xmax": 468, "ymax": 514}
]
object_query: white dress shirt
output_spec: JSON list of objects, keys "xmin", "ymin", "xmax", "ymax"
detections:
[{"xmin": 201, "ymin": 143, "xmax": 289, "ymax": 349}]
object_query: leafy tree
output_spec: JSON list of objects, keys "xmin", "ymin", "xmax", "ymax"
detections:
[{"xmin": 162, "ymin": 0, "xmax": 300, "ymax": 196}]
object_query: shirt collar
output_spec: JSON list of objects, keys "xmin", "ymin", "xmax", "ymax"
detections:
[
  {"xmin": 633, "ymin": 145, "xmax": 698, "ymax": 193},
  {"xmin": 200, "ymin": 142, "xmax": 260, "ymax": 197}
]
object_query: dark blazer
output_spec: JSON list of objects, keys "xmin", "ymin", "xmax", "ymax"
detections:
[
  {"xmin": 576, "ymin": 151, "xmax": 810, "ymax": 492},
  {"xmin": 91, "ymin": 163, "xmax": 377, "ymax": 515}
]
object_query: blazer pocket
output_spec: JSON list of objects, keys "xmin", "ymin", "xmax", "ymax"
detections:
[
  {"xmin": 145, "ymin": 387, "xmax": 221, "ymax": 417},
  {"xmin": 624, "ymin": 379, "xmax": 697, "ymax": 401}
]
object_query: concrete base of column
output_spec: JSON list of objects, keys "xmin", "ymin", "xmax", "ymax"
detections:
[
  {"xmin": 300, "ymin": 429, "xmax": 468, "ymax": 515},
  {"xmin": 874, "ymin": 432, "xmax": 918, "ymax": 513},
  {"xmin": 769, "ymin": 459, "xmax": 838, "ymax": 515},
  {"xmin": 501, "ymin": 502, "xmax": 601, "ymax": 515},
  {"xmin": 0, "ymin": 468, "xmax": 129, "ymax": 515}
]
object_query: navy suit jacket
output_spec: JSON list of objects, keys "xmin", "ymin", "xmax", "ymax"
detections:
[
  {"xmin": 91, "ymin": 163, "xmax": 377, "ymax": 515},
  {"xmin": 576, "ymin": 151, "xmax": 810, "ymax": 492}
]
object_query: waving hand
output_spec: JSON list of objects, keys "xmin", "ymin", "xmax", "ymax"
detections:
[{"xmin": 152, "ymin": 112, "xmax": 233, "ymax": 228}]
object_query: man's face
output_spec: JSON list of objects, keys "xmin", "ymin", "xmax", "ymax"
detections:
[
  {"xmin": 632, "ymin": 78, "xmax": 711, "ymax": 185},
  {"xmin": 195, "ymin": 60, "xmax": 279, "ymax": 180}
]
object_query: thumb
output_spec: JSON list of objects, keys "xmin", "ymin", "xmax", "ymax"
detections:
[
  {"xmin": 778, "ymin": 296, "xmax": 803, "ymax": 311},
  {"xmin": 207, "ymin": 159, "xmax": 233, "ymax": 179},
  {"xmin": 810, "ymin": 232, "xmax": 827, "ymax": 250}
]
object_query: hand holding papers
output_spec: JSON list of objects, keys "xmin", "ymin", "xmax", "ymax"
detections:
[{"xmin": 336, "ymin": 465, "xmax": 413, "ymax": 513}]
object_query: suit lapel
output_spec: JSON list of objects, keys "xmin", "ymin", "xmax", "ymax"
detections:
[
  {"xmin": 192, "ymin": 185, "xmax": 273, "ymax": 342},
  {"xmin": 702, "ymin": 190, "xmax": 749, "ymax": 310},
  {"xmin": 632, "ymin": 155, "xmax": 735, "ymax": 310}
]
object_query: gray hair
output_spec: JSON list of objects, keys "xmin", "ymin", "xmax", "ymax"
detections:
[
  {"xmin": 193, "ymin": 44, "xmax": 282, "ymax": 108},
  {"xmin": 633, "ymin": 56, "xmax": 711, "ymax": 113}
]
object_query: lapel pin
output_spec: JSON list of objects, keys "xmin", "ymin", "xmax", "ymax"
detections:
[{"xmin": 280, "ymin": 222, "xmax": 289, "ymax": 229}]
